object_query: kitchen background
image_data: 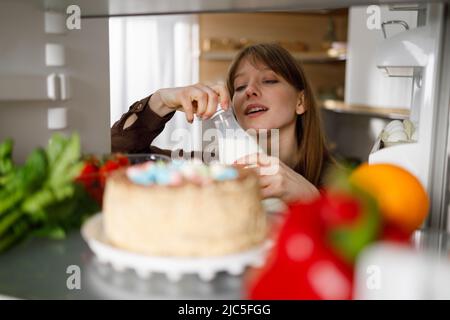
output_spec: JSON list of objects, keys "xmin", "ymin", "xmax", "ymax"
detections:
[
  {"xmin": 4, "ymin": 1, "xmax": 447, "ymax": 231},
  {"xmin": 0, "ymin": 2, "xmax": 415, "ymax": 167},
  {"xmin": 0, "ymin": 0, "xmax": 449, "ymax": 300},
  {"xmin": 109, "ymin": 8, "xmax": 416, "ymax": 166}
]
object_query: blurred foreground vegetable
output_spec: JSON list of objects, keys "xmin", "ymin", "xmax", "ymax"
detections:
[
  {"xmin": 0, "ymin": 134, "xmax": 100, "ymax": 253},
  {"xmin": 248, "ymin": 199, "xmax": 355, "ymax": 299},
  {"xmin": 247, "ymin": 163, "xmax": 430, "ymax": 299}
]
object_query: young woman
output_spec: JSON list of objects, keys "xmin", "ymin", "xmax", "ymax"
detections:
[{"xmin": 112, "ymin": 43, "xmax": 333, "ymax": 203}]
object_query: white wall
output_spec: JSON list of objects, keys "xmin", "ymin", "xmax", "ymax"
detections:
[{"xmin": 0, "ymin": 0, "xmax": 110, "ymax": 163}]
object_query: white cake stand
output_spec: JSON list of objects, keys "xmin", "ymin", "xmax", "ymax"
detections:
[{"xmin": 81, "ymin": 213, "xmax": 273, "ymax": 282}]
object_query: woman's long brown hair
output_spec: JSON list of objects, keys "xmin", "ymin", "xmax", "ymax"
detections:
[{"xmin": 226, "ymin": 43, "xmax": 331, "ymax": 186}]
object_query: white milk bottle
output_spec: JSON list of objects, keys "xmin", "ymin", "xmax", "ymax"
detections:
[
  {"xmin": 211, "ymin": 105, "xmax": 264, "ymax": 165},
  {"xmin": 211, "ymin": 105, "xmax": 286, "ymax": 214}
]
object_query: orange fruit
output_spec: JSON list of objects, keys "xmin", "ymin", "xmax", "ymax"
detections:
[{"xmin": 349, "ymin": 163, "xmax": 429, "ymax": 233}]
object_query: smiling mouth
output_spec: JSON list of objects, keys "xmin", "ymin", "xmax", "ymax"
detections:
[{"xmin": 244, "ymin": 105, "xmax": 269, "ymax": 116}]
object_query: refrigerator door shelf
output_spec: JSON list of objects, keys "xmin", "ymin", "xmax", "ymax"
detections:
[
  {"xmin": 376, "ymin": 25, "xmax": 433, "ymax": 77},
  {"xmin": 0, "ymin": 75, "xmax": 70, "ymax": 102}
]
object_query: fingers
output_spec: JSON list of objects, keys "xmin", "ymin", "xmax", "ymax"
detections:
[
  {"xmin": 236, "ymin": 153, "xmax": 281, "ymax": 177},
  {"xmin": 170, "ymin": 83, "xmax": 231, "ymax": 123},
  {"xmin": 159, "ymin": 83, "xmax": 229, "ymax": 119},
  {"xmin": 211, "ymin": 84, "xmax": 231, "ymax": 111},
  {"xmin": 182, "ymin": 83, "xmax": 229, "ymax": 121},
  {"xmin": 179, "ymin": 95, "xmax": 195, "ymax": 123},
  {"xmin": 259, "ymin": 175, "xmax": 272, "ymax": 188},
  {"xmin": 261, "ymin": 184, "xmax": 283, "ymax": 199},
  {"xmin": 235, "ymin": 153, "xmax": 271, "ymax": 167},
  {"xmin": 194, "ymin": 84, "xmax": 218, "ymax": 120},
  {"xmin": 180, "ymin": 86, "xmax": 210, "ymax": 122},
  {"xmin": 261, "ymin": 185, "xmax": 276, "ymax": 199},
  {"xmin": 260, "ymin": 174, "xmax": 283, "ymax": 199},
  {"xmin": 190, "ymin": 87, "xmax": 207, "ymax": 115}
]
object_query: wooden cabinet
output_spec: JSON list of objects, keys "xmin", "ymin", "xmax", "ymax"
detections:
[{"xmin": 198, "ymin": 11, "xmax": 348, "ymax": 103}]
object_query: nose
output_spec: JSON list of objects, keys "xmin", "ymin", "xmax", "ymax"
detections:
[{"xmin": 244, "ymin": 83, "xmax": 260, "ymax": 98}]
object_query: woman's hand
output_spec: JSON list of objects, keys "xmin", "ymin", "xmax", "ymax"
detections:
[
  {"xmin": 235, "ymin": 153, "xmax": 320, "ymax": 203},
  {"xmin": 149, "ymin": 83, "xmax": 231, "ymax": 123}
]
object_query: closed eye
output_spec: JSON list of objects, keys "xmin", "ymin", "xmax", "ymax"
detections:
[
  {"xmin": 235, "ymin": 85, "xmax": 246, "ymax": 92},
  {"xmin": 235, "ymin": 80, "xmax": 277, "ymax": 92}
]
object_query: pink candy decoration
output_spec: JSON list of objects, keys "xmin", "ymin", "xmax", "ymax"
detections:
[{"xmin": 169, "ymin": 172, "xmax": 183, "ymax": 186}]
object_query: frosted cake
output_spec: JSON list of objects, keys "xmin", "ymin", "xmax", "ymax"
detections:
[{"xmin": 102, "ymin": 160, "xmax": 267, "ymax": 256}]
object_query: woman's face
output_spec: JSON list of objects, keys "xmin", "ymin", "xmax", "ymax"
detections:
[{"xmin": 232, "ymin": 58, "xmax": 304, "ymax": 131}]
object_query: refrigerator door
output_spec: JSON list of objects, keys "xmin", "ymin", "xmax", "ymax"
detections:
[{"xmin": 365, "ymin": 3, "xmax": 450, "ymax": 232}]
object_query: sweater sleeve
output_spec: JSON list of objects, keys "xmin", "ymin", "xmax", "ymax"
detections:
[
  {"xmin": 111, "ymin": 95, "xmax": 176, "ymax": 154},
  {"xmin": 110, "ymin": 95, "xmax": 217, "ymax": 162}
]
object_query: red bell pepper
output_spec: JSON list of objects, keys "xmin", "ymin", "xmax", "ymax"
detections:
[{"xmin": 247, "ymin": 201, "xmax": 354, "ymax": 300}]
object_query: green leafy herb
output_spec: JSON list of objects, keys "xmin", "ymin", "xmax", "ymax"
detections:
[{"xmin": 0, "ymin": 133, "xmax": 100, "ymax": 253}]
